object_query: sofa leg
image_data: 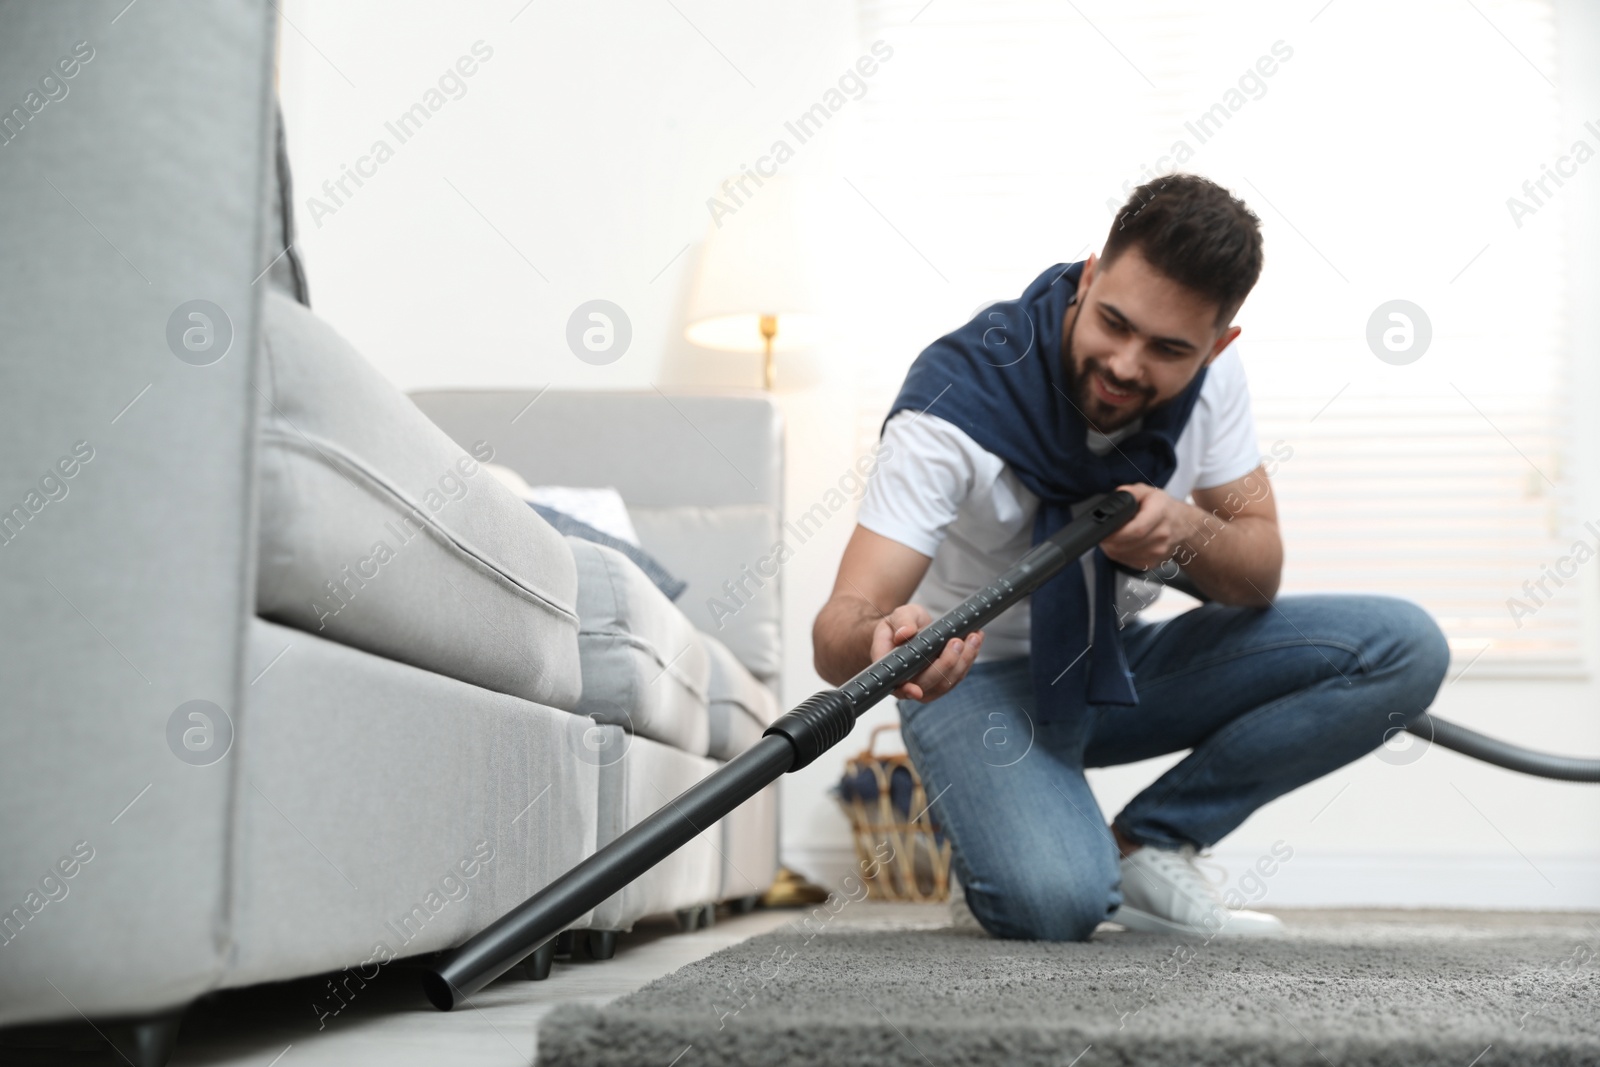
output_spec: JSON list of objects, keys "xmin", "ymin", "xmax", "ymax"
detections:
[
  {"xmin": 699, "ymin": 902, "xmax": 717, "ymax": 929},
  {"xmin": 733, "ymin": 894, "xmax": 761, "ymax": 915},
  {"xmin": 675, "ymin": 908, "xmax": 700, "ymax": 933},
  {"xmin": 586, "ymin": 929, "xmax": 618, "ymax": 960},
  {"xmin": 103, "ymin": 1008, "xmax": 184, "ymax": 1067},
  {"xmin": 523, "ymin": 937, "xmax": 558, "ymax": 980}
]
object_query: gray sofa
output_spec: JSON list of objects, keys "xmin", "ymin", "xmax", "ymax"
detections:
[{"xmin": 0, "ymin": 2, "xmax": 781, "ymax": 1060}]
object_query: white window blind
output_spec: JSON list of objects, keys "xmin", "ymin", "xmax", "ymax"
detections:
[{"xmin": 846, "ymin": 0, "xmax": 1579, "ymax": 674}]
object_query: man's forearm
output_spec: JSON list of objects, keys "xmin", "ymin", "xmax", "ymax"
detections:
[
  {"xmin": 1173, "ymin": 504, "xmax": 1281, "ymax": 606},
  {"xmin": 812, "ymin": 594, "xmax": 883, "ymax": 685}
]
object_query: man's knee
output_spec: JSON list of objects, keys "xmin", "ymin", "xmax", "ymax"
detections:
[
  {"xmin": 1363, "ymin": 595, "xmax": 1451, "ymax": 696},
  {"xmin": 968, "ymin": 874, "xmax": 1113, "ymax": 942}
]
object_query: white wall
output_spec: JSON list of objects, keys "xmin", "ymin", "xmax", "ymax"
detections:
[
  {"xmin": 277, "ymin": 0, "xmax": 1600, "ymax": 910},
  {"xmin": 274, "ymin": 0, "xmax": 870, "ymax": 892}
]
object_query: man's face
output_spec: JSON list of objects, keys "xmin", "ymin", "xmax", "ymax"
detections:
[{"xmin": 1062, "ymin": 246, "xmax": 1238, "ymax": 434}]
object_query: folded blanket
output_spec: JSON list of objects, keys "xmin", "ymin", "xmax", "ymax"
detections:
[{"xmin": 528, "ymin": 502, "xmax": 687, "ymax": 602}]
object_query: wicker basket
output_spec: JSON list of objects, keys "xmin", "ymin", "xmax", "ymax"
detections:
[{"xmin": 834, "ymin": 724, "xmax": 952, "ymax": 902}]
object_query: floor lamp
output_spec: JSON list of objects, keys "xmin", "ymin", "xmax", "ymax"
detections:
[{"xmin": 684, "ymin": 178, "xmax": 818, "ymax": 390}]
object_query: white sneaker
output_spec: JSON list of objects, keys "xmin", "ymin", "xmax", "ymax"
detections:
[
  {"xmin": 1112, "ymin": 843, "xmax": 1285, "ymax": 939},
  {"xmin": 948, "ymin": 872, "xmax": 987, "ymax": 934}
]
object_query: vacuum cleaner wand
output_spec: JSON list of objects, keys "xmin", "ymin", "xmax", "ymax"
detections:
[{"xmin": 422, "ymin": 490, "xmax": 1141, "ymax": 1010}]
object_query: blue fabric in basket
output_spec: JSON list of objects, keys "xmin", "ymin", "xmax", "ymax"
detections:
[{"xmin": 833, "ymin": 763, "xmax": 946, "ymax": 841}]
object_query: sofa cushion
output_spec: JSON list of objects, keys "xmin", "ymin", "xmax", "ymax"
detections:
[
  {"xmin": 703, "ymin": 634, "xmax": 779, "ymax": 761},
  {"xmin": 568, "ymin": 537, "xmax": 711, "ymax": 756},
  {"xmin": 628, "ymin": 504, "xmax": 782, "ymax": 681},
  {"xmin": 254, "ymin": 291, "xmax": 582, "ymax": 710},
  {"xmin": 231, "ymin": 619, "xmax": 602, "ymax": 989}
]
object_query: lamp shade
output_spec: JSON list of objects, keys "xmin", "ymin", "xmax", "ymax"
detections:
[{"xmin": 684, "ymin": 175, "xmax": 820, "ymax": 353}]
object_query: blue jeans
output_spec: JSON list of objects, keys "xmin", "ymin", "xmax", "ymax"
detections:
[{"xmin": 896, "ymin": 593, "xmax": 1450, "ymax": 941}]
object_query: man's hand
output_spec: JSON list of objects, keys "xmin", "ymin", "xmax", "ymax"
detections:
[
  {"xmin": 870, "ymin": 604, "xmax": 984, "ymax": 703},
  {"xmin": 1098, "ymin": 467, "xmax": 1284, "ymax": 606},
  {"xmin": 813, "ymin": 526, "xmax": 987, "ymax": 700},
  {"xmin": 1099, "ymin": 483, "xmax": 1198, "ymax": 572}
]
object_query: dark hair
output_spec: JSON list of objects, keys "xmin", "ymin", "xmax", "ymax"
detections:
[{"xmin": 1102, "ymin": 174, "xmax": 1263, "ymax": 327}]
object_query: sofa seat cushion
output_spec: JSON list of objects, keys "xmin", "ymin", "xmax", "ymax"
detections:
[
  {"xmin": 702, "ymin": 634, "xmax": 778, "ymax": 761},
  {"xmin": 254, "ymin": 291, "xmax": 583, "ymax": 710},
  {"xmin": 568, "ymin": 537, "xmax": 711, "ymax": 756}
]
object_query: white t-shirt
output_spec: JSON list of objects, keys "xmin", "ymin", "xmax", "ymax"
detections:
[{"xmin": 856, "ymin": 342, "xmax": 1262, "ymax": 661}]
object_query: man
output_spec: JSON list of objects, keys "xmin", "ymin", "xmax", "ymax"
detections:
[{"xmin": 812, "ymin": 174, "xmax": 1450, "ymax": 941}]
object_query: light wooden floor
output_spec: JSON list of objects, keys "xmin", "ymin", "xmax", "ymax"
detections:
[{"xmin": 169, "ymin": 907, "xmax": 808, "ymax": 1067}]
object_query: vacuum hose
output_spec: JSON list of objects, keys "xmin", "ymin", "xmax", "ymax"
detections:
[{"xmin": 1407, "ymin": 712, "xmax": 1600, "ymax": 782}]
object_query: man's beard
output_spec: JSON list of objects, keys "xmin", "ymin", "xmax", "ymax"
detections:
[{"xmin": 1062, "ymin": 301, "xmax": 1160, "ymax": 434}]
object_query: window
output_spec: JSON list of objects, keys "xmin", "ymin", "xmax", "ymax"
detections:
[{"xmin": 845, "ymin": 0, "xmax": 1578, "ymax": 674}]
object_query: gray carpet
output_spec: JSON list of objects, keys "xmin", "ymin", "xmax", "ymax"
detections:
[{"xmin": 536, "ymin": 905, "xmax": 1600, "ymax": 1066}]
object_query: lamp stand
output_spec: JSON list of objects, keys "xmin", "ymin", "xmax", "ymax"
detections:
[{"xmin": 759, "ymin": 313, "xmax": 777, "ymax": 390}]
